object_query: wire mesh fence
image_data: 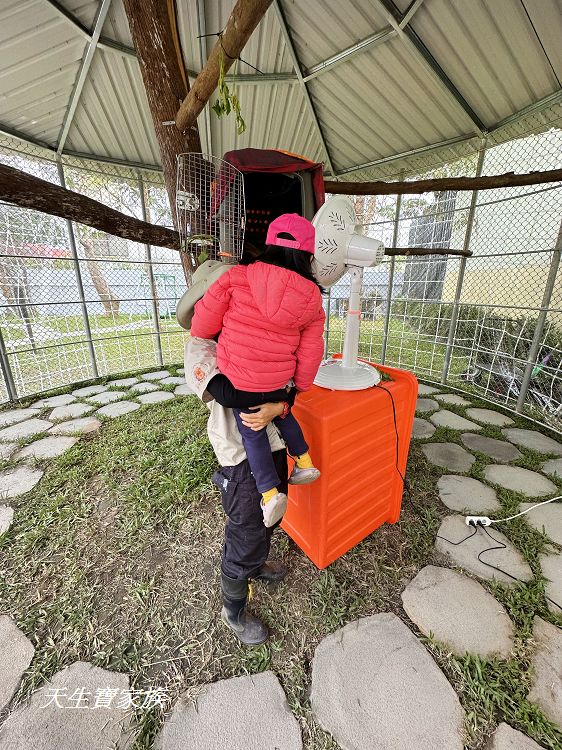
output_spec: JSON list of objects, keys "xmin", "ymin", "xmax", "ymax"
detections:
[{"xmin": 1, "ymin": 118, "xmax": 562, "ymax": 428}]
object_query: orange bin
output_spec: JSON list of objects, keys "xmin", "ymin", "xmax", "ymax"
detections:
[{"xmin": 281, "ymin": 361, "xmax": 418, "ymax": 569}]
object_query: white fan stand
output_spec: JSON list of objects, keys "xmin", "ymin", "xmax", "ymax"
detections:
[{"xmin": 311, "ymin": 196, "xmax": 385, "ymax": 391}]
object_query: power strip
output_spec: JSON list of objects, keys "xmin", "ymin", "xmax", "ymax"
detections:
[{"xmin": 465, "ymin": 516, "xmax": 492, "ymax": 527}]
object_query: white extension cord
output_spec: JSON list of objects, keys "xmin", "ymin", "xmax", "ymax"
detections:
[{"xmin": 465, "ymin": 495, "xmax": 561, "ymax": 528}]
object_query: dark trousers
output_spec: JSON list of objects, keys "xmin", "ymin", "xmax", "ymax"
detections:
[
  {"xmin": 232, "ymin": 410, "xmax": 308, "ymax": 493},
  {"xmin": 213, "ymin": 449, "xmax": 288, "ymax": 580}
]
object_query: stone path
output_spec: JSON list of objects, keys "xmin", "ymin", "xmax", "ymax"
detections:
[
  {"xmin": 0, "ymin": 616, "xmax": 34, "ymax": 712},
  {"xmin": 528, "ymin": 617, "xmax": 562, "ymax": 727},
  {"xmin": 401, "ymin": 566, "xmax": 514, "ymax": 658},
  {"xmin": 422, "ymin": 442, "xmax": 475, "ymax": 472},
  {"xmin": 0, "ymin": 662, "xmax": 133, "ymax": 750},
  {"xmin": 417, "ymin": 384, "xmax": 440, "ymax": 395},
  {"xmin": 485, "ymin": 723, "xmax": 545, "ymax": 750},
  {"xmin": 437, "ymin": 475, "xmax": 500, "ymax": 514},
  {"xmin": 538, "ymin": 552, "xmax": 562, "ymax": 614},
  {"xmin": 157, "ymin": 672, "xmax": 302, "ymax": 749},
  {"xmin": 520, "ymin": 501, "xmax": 562, "ymax": 544},
  {"xmin": 310, "ymin": 613, "xmax": 466, "ymax": 750},
  {"xmin": 484, "ymin": 466, "xmax": 557, "ymax": 498},
  {"xmin": 0, "ymin": 378, "xmax": 560, "ymax": 748},
  {"xmin": 435, "ymin": 515, "xmax": 533, "ymax": 585}
]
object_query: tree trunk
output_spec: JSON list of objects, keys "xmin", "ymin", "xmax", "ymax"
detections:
[
  {"xmin": 79, "ymin": 237, "xmax": 120, "ymax": 316},
  {"xmin": 175, "ymin": 0, "xmax": 273, "ymax": 133},
  {"xmin": 123, "ymin": 0, "xmax": 201, "ymax": 281}
]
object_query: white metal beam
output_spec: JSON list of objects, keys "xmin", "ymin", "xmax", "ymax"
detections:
[
  {"xmin": 195, "ymin": 0, "xmax": 212, "ymax": 155},
  {"xmin": 303, "ymin": 27, "xmax": 395, "ymax": 82},
  {"xmin": 56, "ymin": 0, "xmax": 113, "ymax": 155},
  {"xmin": 273, "ymin": 0, "xmax": 335, "ymax": 175}
]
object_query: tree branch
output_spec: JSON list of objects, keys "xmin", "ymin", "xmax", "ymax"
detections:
[
  {"xmin": 325, "ymin": 169, "xmax": 562, "ymax": 196},
  {"xmin": 175, "ymin": 0, "xmax": 273, "ymax": 133},
  {"xmin": 0, "ymin": 164, "xmax": 180, "ymax": 249}
]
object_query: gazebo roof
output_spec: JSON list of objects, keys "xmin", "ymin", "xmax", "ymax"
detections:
[{"xmin": 1, "ymin": 0, "xmax": 561, "ymax": 179}]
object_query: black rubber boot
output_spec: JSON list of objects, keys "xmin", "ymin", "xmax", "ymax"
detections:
[
  {"xmin": 254, "ymin": 560, "xmax": 288, "ymax": 583},
  {"xmin": 221, "ymin": 573, "xmax": 268, "ymax": 646}
]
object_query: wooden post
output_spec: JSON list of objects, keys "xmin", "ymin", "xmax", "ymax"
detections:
[
  {"xmin": 175, "ymin": 0, "xmax": 273, "ymax": 133},
  {"xmin": 123, "ymin": 0, "xmax": 201, "ymax": 279}
]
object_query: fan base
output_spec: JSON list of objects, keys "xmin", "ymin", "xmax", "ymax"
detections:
[{"xmin": 314, "ymin": 359, "xmax": 381, "ymax": 391}]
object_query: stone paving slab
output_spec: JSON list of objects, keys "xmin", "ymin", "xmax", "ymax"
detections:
[
  {"xmin": 402, "ymin": 566, "xmax": 514, "ymax": 658},
  {"xmin": 484, "ymin": 466, "xmax": 557, "ymax": 498},
  {"xmin": 437, "ymin": 475, "xmax": 500, "ymax": 514},
  {"xmin": 86, "ymin": 390, "xmax": 127, "ymax": 406},
  {"xmin": 416, "ymin": 397, "xmax": 439, "ymax": 413},
  {"xmin": 430, "ymin": 409, "xmax": 483, "ymax": 431},
  {"xmin": 412, "ymin": 417, "xmax": 436, "ymax": 439},
  {"xmin": 156, "ymin": 672, "xmax": 302, "ymax": 750},
  {"xmin": 485, "ymin": 723, "xmax": 545, "ymax": 750},
  {"xmin": 48, "ymin": 403, "xmax": 94, "ymax": 421},
  {"xmin": 417, "ymin": 384, "xmax": 440, "ymax": 395},
  {"xmin": 16, "ymin": 436, "xmax": 79, "ymax": 461},
  {"xmin": 137, "ymin": 391, "xmax": 175, "ymax": 405},
  {"xmin": 310, "ymin": 613, "xmax": 465, "ymax": 750},
  {"xmin": 538, "ymin": 552, "xmax": 562, "ymax": 614},
  {"xmin": 176, "ymin": 367, "xmax": 185, "ymax": 375},
  {"xmin": 174, "ymin": 384, "xmax": 194, "ymax": 397},
  {"xmin": 435, "ymin": 394, "xmax": 473, "ymax": 406},
  {"xmin": 422, "ymin": 442, "xmax": 475, "ymax": 473},
  {"xmin": 49, "ymin": 417, "xmax": 102, "ymax": 435},
  {"xmin": 502, "ymin": 428, "xmax": 562, "ymax": 455},
  {"xmin": 435, "ymin": 515, "xmax": 533, "ymax": 585},
  {"xmin": 460, "ymin": 433, "xmax": 522, "ymax": 463},
  {"xmin": 0, "ymin": 443, "xmax": 17, "ymax": 460},
  {"xmin": 465, "ymin": 408, "xmax": 514, "ymax": 427},
  {"xmin": 96, "ymin": 401, "xmax": 140, "ymax": 419},
  {"xmin": 528, "ymin": 617, "xmax": 562, "ymax": 727},
  {"xmin": 107, "ymin": 377, "xmax": 139, "ymax": 387},
  {"xmin": 141, "ymin": 370, "xmax": 170, "ymax": 380},
  {"xmin": 129, "ymin": 381, "xmax": 159, "ymax": 393},
  {"xmin": 521, "ymin": 502, "xmax": 562, "ymax": 545},
  {"xmin": 31, "ymin": 394, "xmax": 76, "ymax": 409},
  {"xmin": 0, "ymin": 418, "xmax": 53, "ymax": 442},
  {"xmin": 159, "ymin": 376, "xmax": 185, "ymax": 386},
  {"xmin": 0, "ymin": 616, "xmax": 35, "ymax": 712},
  {"xmin": 0, "ymin": 661, "xmax": 133, "ymax": 750},
  {"xmin": 0, "ymin": 466, "xmax": 43, "ymax": 499},
  {"xmin": 71, "ymin": 385, "xmax": 107, "ymax": 398},
  {"xmin": 0, "ymin": 409, "xmax": 40, "ymax": 428},
  {"xmin": 541, "ymin": 458, "xmax": 562, "ymax": 478},
  {"xmin": 0, "ymin": 505, "xmax": 13, "ymax": 534}
]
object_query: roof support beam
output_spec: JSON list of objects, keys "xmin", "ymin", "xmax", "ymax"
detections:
[
  {"xmin": 303, "ymin": 27, "xmax": 395, "ymax": 82},
  {"xmin": 56, "ymin": 0, "xmax": 112, "ymax": 155},
  {"xmin": 372, "ymin": 0, "xmax": 487, "ymax": 134},
  {"xmin": 273, "ymin": 0, "xmax": 335, "ymax": 175}
]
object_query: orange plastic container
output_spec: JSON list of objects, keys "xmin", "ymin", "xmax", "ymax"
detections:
[{"xmin": 281, "ymin": 361, "xmax": 418, "ymax": 569}]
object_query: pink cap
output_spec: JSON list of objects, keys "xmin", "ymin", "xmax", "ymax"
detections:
[{"xmin": 265, "ymin": 213, "xmax": 315, "ymax": 254}]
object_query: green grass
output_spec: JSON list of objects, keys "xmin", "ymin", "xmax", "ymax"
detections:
[{"xmin": 0, "ymin": 379, "xmax": 560, "ymax": 748}]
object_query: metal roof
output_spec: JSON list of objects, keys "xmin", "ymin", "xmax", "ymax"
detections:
[{"xmin": 0, "ymin": 0, "xmax": 561, "ymax": 179}]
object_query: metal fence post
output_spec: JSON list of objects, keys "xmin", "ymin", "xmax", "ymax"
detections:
[
  {"xmin": 516, "ymin": 218, "xmax": 562, "ymax": 413},
  {"xmin": 381, "ymin": 187, "xmax": 403, "ymax": 364},
  {"xmin": 56, "ymin": 158, "xmax": 98, "ymax": 378},
  {"xmin": 0, "ymin": 325, "xmax": 18, "ymax": 401},
  {"xmin": 138, "ymin": 173, "xmax": 164, "ymax": 367},
  {"xmin": 324, "ymin": 290, "xmax": 332, "ymax": 358},
  {"xmin": 441, "ymin": 138, "xmax": 487, "ymax": 384}
]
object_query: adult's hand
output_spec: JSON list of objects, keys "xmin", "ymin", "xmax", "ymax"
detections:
[{"xmin": 239, "ymin": 402, "xmax": 284, "ymax": 431}]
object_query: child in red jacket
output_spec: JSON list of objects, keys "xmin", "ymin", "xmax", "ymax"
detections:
[{"xmin": 191, "ymin": 214, "xmax": 325, "ymax": 528}]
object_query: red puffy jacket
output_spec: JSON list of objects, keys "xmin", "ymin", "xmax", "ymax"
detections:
[{"xmin": 190, "ymin": 262, "xmax": 326, "ymax": 392}]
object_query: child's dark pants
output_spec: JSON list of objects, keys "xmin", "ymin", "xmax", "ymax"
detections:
[{"xmin": 232, "ymin": 410, "xmax": 308, "ymax": 493}]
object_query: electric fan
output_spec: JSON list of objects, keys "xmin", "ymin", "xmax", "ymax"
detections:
[{"xmin": 311, "ymin": 195, "xmax": 385, "ymax": 391}]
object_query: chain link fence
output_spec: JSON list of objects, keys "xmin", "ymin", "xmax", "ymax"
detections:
[
  {"xmin": 0, "ymin": 135, "xmax": 188, "ymax": 401},
  {"xmin": 1, "ymin": 112, "xmax": 562, "ymax": 429}
]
